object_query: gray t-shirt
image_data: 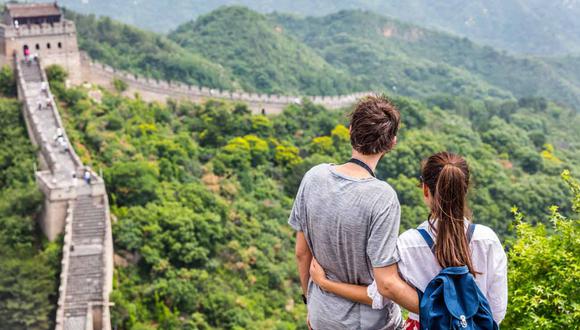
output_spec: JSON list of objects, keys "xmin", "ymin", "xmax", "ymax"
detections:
[{"xmin": 289, "ymin": 164, "xmax": 402, "ymax": 330}]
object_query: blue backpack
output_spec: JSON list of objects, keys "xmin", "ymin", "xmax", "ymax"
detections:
[{"xmin": 416, "ymin": 224, "xmax": 498, "ymax": 330}]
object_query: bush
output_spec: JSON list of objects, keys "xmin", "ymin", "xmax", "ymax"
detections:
[
  {"xmin": 113, "ymin": 78, "xmax": 128, "ymax": 93},
  {"xmin": 0, "ymin": 65, "xmax": 16, "ymax": 97},
  {"xmin": 45, "ymin": 64, "xmax": 68, "ymax": 84},
  {"xmin": 504, "ymin": 170, "xmax": 580, "ymax": 329}
]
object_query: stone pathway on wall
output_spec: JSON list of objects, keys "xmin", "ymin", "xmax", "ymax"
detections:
[
  {"xmin": 19, "ymin": 61, "xmax": 78, "ymax": 186},
  {"xmin": 17, "ymin": 59, "xmax": 112, "ymax": 330},
  {"xmin": 64, "ymin": 194, "xmax": 107, "ymax": 328}
]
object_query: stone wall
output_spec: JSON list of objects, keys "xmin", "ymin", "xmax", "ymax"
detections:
[
  {"xmin": 79, "ymin": 52, "xmax": 370, "ymax": 114},
  {"xmin": 55, "ymin": 202, "xmax": 74, "ymax": 329},
  {"xmin": 16, "ymin": 57, "xmax": 112, "ymax": 330}
]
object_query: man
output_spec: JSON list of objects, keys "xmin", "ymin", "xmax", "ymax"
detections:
[{"xmin": 289, "ymin": 95, "xmax": 418, "ymax": 329}]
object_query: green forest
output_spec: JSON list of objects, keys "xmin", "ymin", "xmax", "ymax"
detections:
[{"xmin": 0, "ymin": 3, "xmax": 579, "ymax": 330}]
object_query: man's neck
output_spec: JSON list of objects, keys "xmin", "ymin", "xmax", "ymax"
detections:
[
  {"xmin": 334, "ymin": 150, "xmax": 383, "ymax": 179},
  {"xmin": 350, "ymin": 151, "xmax": 382, "ymax": 171}
]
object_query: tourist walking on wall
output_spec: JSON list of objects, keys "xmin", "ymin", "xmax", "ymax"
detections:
[
  {"xmin": 41, "ymin": 81, "xmax": 48, "ymax": 95},
  {"xmin": 83, "ymin": 168, "xmax": 91, "ymax": 185},
  {"xmin": 57, "ymin": 136, "xmax": 68, "ymax": 153},
  {"xmin": 289, "ymin": 95, "xmax": 417, "ymax": 329},
  {"xmin": 24, "ymin": 46, "xmax": 30, "ymax": 64},
  {"xmin": 54, "ymin": 128, "xmax": 64, "ymax": 142},
  {"xmin": 309, "ymin": 152, "xmax": 508, "ymax": 329}
]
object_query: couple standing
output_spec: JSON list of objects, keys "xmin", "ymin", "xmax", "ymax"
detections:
[{"xmin": 289, "ymin": 96, "xmax": 507, "ymax": 329}]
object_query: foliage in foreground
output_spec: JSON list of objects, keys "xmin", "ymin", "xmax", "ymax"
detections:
[{"xmin": 503, "ymin": 171, "xmax": 580, "ymax": 329}]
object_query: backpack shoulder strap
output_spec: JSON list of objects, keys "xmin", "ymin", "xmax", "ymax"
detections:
[
  {"xmin": 418, "ymin": 224, "xmax": 476, "ymax": 251},
  {"xmin": 417, "ymin": 228, "xmax": 434, "ymax": 251},
  {"xmin": 467, "ymin": 223, "xmax": 477, "ymax": 243}
]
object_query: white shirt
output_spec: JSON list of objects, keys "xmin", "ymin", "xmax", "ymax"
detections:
[{"xmin": 368, "ymin": 220, "xmax": 508, "ymax": 324}]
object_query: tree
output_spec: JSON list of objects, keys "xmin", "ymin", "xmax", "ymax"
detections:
[
  {"xmin": 0, "ymin": 248, "xmax": 59, "ymax": 330},
  {"xmin": 113, "ymin": 78, "xmax": 129, "ymax": 93},
  {"xmin": 45, "ymin": 64, "xmax": 68, "ymax": 84},
  {"xmin": 106, "ymin": 161, "xmax": 159, "ymax": 207},
  {"xmin": 0, "ymin": 66, "xmax": 16, "ymax": 97}
]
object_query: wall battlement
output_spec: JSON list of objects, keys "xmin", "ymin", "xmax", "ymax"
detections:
[
  {"xmin": 80, "ymin": 52, "xmax": 371, "ymax": 114},
  {"xmin": 0, "ymin": 21, "xmax": 76, "ymax": 37}
]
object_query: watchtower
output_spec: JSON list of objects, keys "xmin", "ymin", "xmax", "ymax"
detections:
[{"xmin": 0, "ymin": 2, "xmax": 81, "ymax": 84}]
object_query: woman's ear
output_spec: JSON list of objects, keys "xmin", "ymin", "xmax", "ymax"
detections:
[
  {"xmin": 392, "ymin": 136, "xmax": 397, "ymax": 147},
  {"xmin": 422, "ymin": 184, "xmax": 430, "ymax": 199}
]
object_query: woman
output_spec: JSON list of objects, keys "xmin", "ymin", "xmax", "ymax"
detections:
[{"xmin": 310, "ymin": 152, "xmax": 507, "ymax": 329}]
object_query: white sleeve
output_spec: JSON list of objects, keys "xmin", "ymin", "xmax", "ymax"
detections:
[
  {"xmin": 486, "ymin": 238, "xmax": 508, "ymax": 324},
  {"xmin": 367, "ymin": 280, "xmax": 390, "ymax": 310}
]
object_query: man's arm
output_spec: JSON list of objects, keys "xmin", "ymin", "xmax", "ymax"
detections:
[
  {"xmin": 373, "ymin": 264, "xmax": 419, "ymax": 314},
  {"xmin": 295, "ymin": 231, "xmax": 312, "ymax": 295}
]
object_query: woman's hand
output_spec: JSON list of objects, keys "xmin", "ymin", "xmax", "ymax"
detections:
[
  {"xmin": 310, "ymin": 258, "xmax": 329, "ymax": 289},
  {"xmin": 309, "ymin": 258, "xmax": 374, "ymax": 306}
]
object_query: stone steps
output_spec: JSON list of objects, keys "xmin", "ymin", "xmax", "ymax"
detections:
[
  {"xmin": 18, "ymin": 58, "xmax": 111, "ymax": 330},
  {"xmin": 61, "ymin": 195, "xmax": 107, "ymax": 324},
  {"xmin": 19, "ymin": 61, "xmax": 43, "ymax": 82}
]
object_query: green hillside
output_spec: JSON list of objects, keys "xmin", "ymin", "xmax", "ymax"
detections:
[
  {"xmin": 545, "ymin": 55, "xmax": 580, "ymax": 88},
  {"xmin": 33, "ymin": 0, "xmax": 580, "ymax": 55},
  {"xmin": 169, "ymin": 6, "xmax": 355, "ymax": 95},
  {"xmin": 273, "ymin": 10, "xmax": 580, "ymax": 110},
  {"xmin": 67, "ymin": 11, "xmax": 235, "ymax": 90},
  {"xmin": 66, "ymin": 7, "xmax": 580, "ymax": 110}
]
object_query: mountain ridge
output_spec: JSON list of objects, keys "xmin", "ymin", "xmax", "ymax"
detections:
[
  {"xmin": 24, "ymin": 0, "xmax": 580, "ymax": 55},
  {"xmin": 65, "ymin": 6, "xmax": 580, "ymax": 110}
]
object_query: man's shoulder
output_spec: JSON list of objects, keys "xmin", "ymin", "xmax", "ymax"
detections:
[
  {"xmin": 361, "ymin": 179, "xmax": 398, "ymax": 203},
  {"xmin": 306, "ymin": 163, "xmax": 331, "ymax": 175},
  {"xmin": 302, "ymin": 163, "xmax": 331, "ymax": 182},
  {"xmin": 373, "ymin": 179, "xmax": 397, "ymax": 195}
]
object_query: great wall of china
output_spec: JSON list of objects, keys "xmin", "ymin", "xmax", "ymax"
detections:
[
  {"xmin": 79, "ymin": 52, "xmax": 369, "ymax": 114},
  {"xmin": 16, "ymin": 57, "xmax": 113, "ymax": 330}
]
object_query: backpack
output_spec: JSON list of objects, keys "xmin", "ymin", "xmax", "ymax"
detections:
[{"xmin": 416, "ymin": 224, "xmax": 498, "ymax": 330}]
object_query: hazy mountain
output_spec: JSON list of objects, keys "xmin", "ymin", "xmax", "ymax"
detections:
[
  {"xmin": 24, "ymin": 0, "xmax": 580, "ymax": 55},
  {"xmin": 64, "ymin": 6, "xmax": 580, "ymax": 109},
  {"xmin": 272, "ymin": 9, "xmax": 580, "ymax": 109}
]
